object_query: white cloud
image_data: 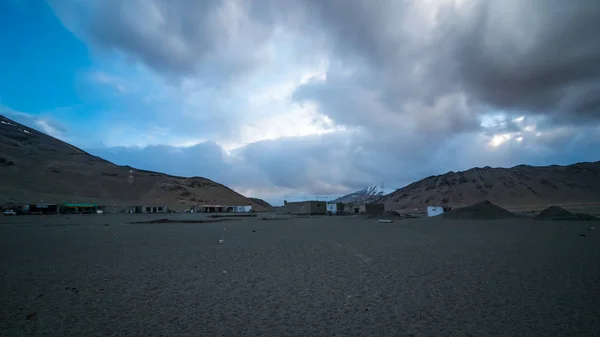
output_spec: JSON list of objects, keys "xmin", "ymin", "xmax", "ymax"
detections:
[
  {"xmin": 80, "ymin": 42, "xmax": 335, "ymax": 152},
  {"xmin": 34, "ymin": 120, "xmax": 61, "ymax": 137},
  {"xmin": 0, "ymin": 106, "xmax": 66, "ymax": 139},
  {"xmin": 89, "ymin": 71, "xmax": 128, "ymax": 94}
]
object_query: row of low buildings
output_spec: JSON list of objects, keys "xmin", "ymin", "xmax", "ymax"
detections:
[
  {"xmin": 2, "ymin": 203, "xmax": 105, "ymax": 215},
  {"xmin": 127, "ymin": 205, "xmax": 170, "ymax": 214},
  {"xmin": 283, "ymin": 200, "xmax": 385, "ymax": 215},
  {"xmin": 125, "ymin": 204, "xmax": 253, "ymax": 214},
  {"xmin": 3, "ymin": 202, "xmax": 254, "ymax": 215},
  {"xmin": 3, "ymin": 203, "xmax": 176, "ymax": 215},
  {"xmin": 124, "ymin": 203, "xmax": 254, "ymax": 214},
  {"xmin": 189, "ymin": 205, "xmax": 253, "ymax": 213}
]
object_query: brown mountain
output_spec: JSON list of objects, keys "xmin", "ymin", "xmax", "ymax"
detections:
[
  {"xmin": 0, "ymin": 115, "xmax": 266, "ymax": 211},
  {"xmin": 379, "ymin": 162, "xmax": 600, "ymax": 211}
]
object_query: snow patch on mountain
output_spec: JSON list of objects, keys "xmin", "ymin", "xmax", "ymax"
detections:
[
  {"xmin": 364, "ymin": 183, "xmax": 395, "ymax": 196},
  {"xmin": 331, "ymin": 183, "xmax": 396, "ymax": 203}
]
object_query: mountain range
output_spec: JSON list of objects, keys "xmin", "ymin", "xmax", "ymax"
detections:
[
  {"xmin": 333, "ymin": 163, "xmax": 600, "ymax": 211},
  {"xmin": 2, "ymin": 114, "xmax": 599, "ymax": 212},
  {"xmin": 377, "ymin": 162, "xmax": 600, "ymax": 210},
  {"xmin": 0, "ymin": 115, "xmax": 271, "ymax": 211}
]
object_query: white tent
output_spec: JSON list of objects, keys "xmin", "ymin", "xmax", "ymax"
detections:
[{"xmin": 427, "ymin": 206, "xmax": 444, "ymax": 217}]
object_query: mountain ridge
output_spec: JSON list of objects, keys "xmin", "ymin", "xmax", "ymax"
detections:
[
  {"xmin": 377, "ymin": 161, "xmax": 600, "ymax": 210},
  {"xmin": 0, "ymin": 115, "xmax": 267, "ymax": 211}
]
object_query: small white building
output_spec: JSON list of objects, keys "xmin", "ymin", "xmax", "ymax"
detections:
[
  {"xmin": 326, "ymin": 203, "xmax": 337, "ymax": 214},
  {"xmin": 228, "ymin": 205, "xmax": 253, "ymax": 213},
  {"xmin": 239, "ymin": 205, "xmax": 252, "ymax": 212},
  {"xmin": 327, "ymin": 203, "xmax": 345, "ymax": 214},
  {"xmin": 427, "ymin": 206, "xmax": 444, "ymax": 217}
]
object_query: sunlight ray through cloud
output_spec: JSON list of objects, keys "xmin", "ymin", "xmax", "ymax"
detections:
[{"xmin": 488, "ymin": 133, "xmax": 513, "ymax": 147}]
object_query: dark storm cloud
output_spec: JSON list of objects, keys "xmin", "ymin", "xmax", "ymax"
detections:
[
  {"xmin": 52, "ymin": 0, "xmax": 600, "ymax": 120},
  {"xmin": 290, "ymin": 0, "xmax": 600, "ymax": 126},
  {"xmin": 456, "ymin": 1, "xmax": 600, "ymax": 119},
  {"xmin": 50, "ymin": 0, "xmax": 279, "ymax": 81},
  {"xmin": 293, "ymin": 75, "xmax": 482, "ymax": 137}
]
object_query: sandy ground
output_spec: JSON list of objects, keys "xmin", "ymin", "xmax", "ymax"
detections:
[{"xmin": 1, "ymin": 214, "xmax": 599, "ymax": 336}]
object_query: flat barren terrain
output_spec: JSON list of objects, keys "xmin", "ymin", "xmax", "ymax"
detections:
[{"xmin": 1, "ymin": 214, "xmax": 599, "ymax": 336}]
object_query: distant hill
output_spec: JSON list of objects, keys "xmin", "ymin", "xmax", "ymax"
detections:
[
  {"xmin": 0, "ymin": 115, "xmax": 267, "ymax": 211},
  {"xmin": 378, "ymin": 162, "xmax": 600, "ymax": 211},
  {"xmin": 249, "ymin": 198, "xmax": 274, "ymax": 212},
  {"xmin": 332, "ymin": 183, "xmax": 396, "ymax": 204}
]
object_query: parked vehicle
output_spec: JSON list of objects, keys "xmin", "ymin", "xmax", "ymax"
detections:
[{"xmin": 3, "ymin": 210, "xmax": 16, "ymax": 216}]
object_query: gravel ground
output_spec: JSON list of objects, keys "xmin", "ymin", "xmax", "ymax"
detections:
[{"xmin": 1, "ymin": 214, "xmax": 599, "ymax": 336}]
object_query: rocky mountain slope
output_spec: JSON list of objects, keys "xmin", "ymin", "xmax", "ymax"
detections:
[
  {"xmin": 332, "ymin": 183, "xmax": 396, "ymax": 204},
  {"xmin": 0, "ymin": 115, "xmax": 266, "ymax": 210},
  {"xmin": 378, "ymin": 162, "xmax": 600, "ymax": 211}
]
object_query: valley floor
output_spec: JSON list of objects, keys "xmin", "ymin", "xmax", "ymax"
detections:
[{"xmin": 1, "ymin": 214, "xmax": 599, "ymax": 336}]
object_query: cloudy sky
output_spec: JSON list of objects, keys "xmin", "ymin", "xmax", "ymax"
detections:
[{"xmin": 1, "ymin": 0, "xmax": 599, "ymax": 205}]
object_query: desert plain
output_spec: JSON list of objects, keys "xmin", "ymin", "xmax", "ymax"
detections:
[{"xmin": 1, "ymin": 213, "xmax": 599, "ymax": 336}]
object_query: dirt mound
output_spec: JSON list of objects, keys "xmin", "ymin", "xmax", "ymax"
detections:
[
  {"xmin": 534, "ymin": 206, "xmax": 598, "ymax": 221},
  {"xmin": 535, "ymin": 206, "xmax": 572, "ymax": 220},
  {"xmin": 364, "ymin": 211, "xmax": 418, "ymax": 220},
  {"xmin": 442, "ymin": 200, "xmax": 516, "ymax": 220}
]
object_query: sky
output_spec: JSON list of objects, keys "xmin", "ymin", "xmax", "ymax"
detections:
[{"xmin": 1, "ymin": 0, "xmax": 599, "ymax": 205}]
